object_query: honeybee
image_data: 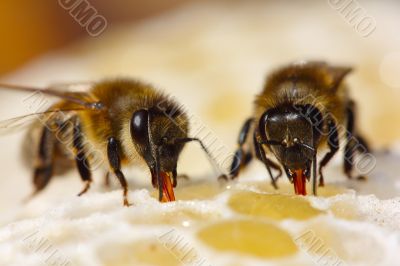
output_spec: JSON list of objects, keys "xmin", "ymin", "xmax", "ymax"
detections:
[
  {"xmin": 229, "ymin": 61, "xmax": 371, "ymax": 195},
  {"xmin": 0, "ymin": 79, "xmax": 217, "ymax": 206}
]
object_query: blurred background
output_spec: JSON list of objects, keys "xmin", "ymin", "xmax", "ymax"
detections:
[
  {"xmin": 0, "ymin": 0, "xmax": 189, "ymax": 75},
  {"xmin": 1, "ymin": 0, "xmax": 400, "ymax": 212}
]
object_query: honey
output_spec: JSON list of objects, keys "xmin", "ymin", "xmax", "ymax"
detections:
[{"xmin": 197, "ymin": 219, "xmax": 298, "ymax": 258}]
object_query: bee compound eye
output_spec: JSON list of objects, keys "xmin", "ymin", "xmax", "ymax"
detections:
[{"xmin": 130, "ymin": 109, "xmax": 149, "ymax": 143}]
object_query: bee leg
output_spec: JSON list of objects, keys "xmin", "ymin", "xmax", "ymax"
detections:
[
  {"xmin": 229, "ymin": 118, "xmax": 254, "ymax": 179},
  {"xmin": 107, "ymin": 137, "xmax": 131, "ymax": 207},
  {"xmin": 172, "ymin": 168, "xmax": 189, "ymax": 187},
  {"xmin": 343, "ymin": 103, "xmax": 371, "ymax": 180},
  {"xmin": 353, "ymin": 135, "xmax": 371, "ymax": 181},
  {"xmin": 29, "ymin": 126, "xmax": 56, "ymax": 199},
  {"xmin": 73, "ymin": 121, "xmax": 92, "ymax": 196},
  {"xmin": 254, "ymin": 133, "xmax": 282, "ymax": 189},
  {"xmin": 229, "ymin": 151, "xmax": 253, "ymax": 180},
  {"xmin": 318, "ymin": 119, "xmax": 339, "ymax": 187},
  {"xmin": 355, "ymin": 135, "xmax": 371, "ymax": 153},
  {"xmin": 172, "ymin": 168, "xmax": 178, "ymax": 187},
  {"xmin": 312, "ymin": 152, "xmax": 317, "ymax": 195}
]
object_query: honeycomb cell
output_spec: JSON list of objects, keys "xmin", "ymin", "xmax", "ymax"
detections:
[
  {"xmin": 249, "ymin": 182, "xmax": 348, "ymax": 197},
  {"xmin": 228, "ymin": 191, "xmax": 324, "ymax": 220},
  {"xmin": 101, "ymin": 239, "xmax": 181, "ymax": 266},
  {"xmin": 296, "ymin": 222, "xmax": 384, "ymax": 265},
  {"xmin": 174, "ymin": 182, "xmax": 223, "ymax": 200},
  {"xmin": 151, "ymin": 181, "xmax": 223, "ymax": 201},
  {"xmin": 197, "ymin": 219, "xmax": 298, "ymax": 258}
]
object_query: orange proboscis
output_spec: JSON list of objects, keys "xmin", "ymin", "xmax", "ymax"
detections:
[
  {"xmin": 160, "ymin": 172, "xmax": 176, "ymax": 202},
  {"xmin": 293, "ymin": 169, "xmax": 307, "ymax": 196}
]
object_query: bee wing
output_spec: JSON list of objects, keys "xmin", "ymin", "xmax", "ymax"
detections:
[
  {"xmin": 47, "ymin": 81, "xmax": 94, "ymax": 93},
  {"xmin": 0, "ymin": 82, "xmax": 102, "ymax": 135},
  {"xmin": 0, "ymin": 82, "xmax": 104, "ymax": 110},
  {"xmin": 0, "ymin": 108, "xmax": 87, "ymax": 135}
]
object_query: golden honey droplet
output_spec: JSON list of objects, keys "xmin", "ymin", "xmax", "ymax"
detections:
[
  {"xmin": 228, "ymin": 191, "xmax": 324, "ymax": 220},
  {"xmin": 197, "ymin": 219, "xmax": 298, "ymax": 258}
]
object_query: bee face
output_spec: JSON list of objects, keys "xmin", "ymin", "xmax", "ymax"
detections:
[
  {"xmin": 229, "ymin": 62, "xmax": 366, "ymax": 196},
  {"xmin": 130, "ymin": 108, "xmax": 187, "ymax": 173},
  {"xmin": 151, "ymin": 120, "xmax": 187, "ymax": 172},
  {"xmin": 260, "ymin": 104, "xmax": 320, "ymax": 170}
]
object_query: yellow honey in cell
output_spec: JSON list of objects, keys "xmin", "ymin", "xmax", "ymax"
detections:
[
  {"xmin": 101, "ymin": 239, "xmax": 181, "ymax": 266},
  {"xmin": 228, "ymin": 191, "xmax": 324, "ymax": 220},
  {"xmin": 127, "ymin": 208, "xmax": 220, "ymax": 226},
  {"xmin": 197, "ymin": 219, "xmax": 298, "ymax": 258},
  {"xmin": 150, "ymin": 181, "xmax": 223, "ymax": 201},
  {"xmin": 174, "ymin": 182, "xmax": 223, "ymax": 200},
  {"xmin": 296, "ymin": 222, "xmax": 384, "ymax": 264},
  {"xmin": 250, "ymin": 181, "xmax": 348, "ymax": 197}
]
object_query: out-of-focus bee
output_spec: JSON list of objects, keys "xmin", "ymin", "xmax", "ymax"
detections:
[
  {"xmin": 229, "ymin": 61, "xmax": 370, "ymax": 195},
  {"xmin": 0, "ymin": 79, "xmax": 216, "ymax": 206}
]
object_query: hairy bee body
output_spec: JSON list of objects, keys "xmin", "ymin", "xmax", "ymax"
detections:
[
  {"xmin": 14, "ymin": 79, "xmax": 201, "ymax": 205},
  {"xmin": 22, "ymin": 119, "xmax": 75, "ymax": 176},
  {"xmin": 252, "ymin": 62, "xmax": 350, "ymax": 151},
  {"xmin": 77, "ymin": 80, "xmax": 189, "ymax": 167},
  {"xmin": 24, "ymin": 80, "xmax": 189, "ymax": 174},
  {"xmin": 230, "ymin": 61, "xmax": 370, "ymax": 195}
]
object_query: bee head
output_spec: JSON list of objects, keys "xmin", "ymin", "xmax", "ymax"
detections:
[
  {"xmin": 129, "ymin": 108, "xmax": 189, "ymax": 201},
  {"xmin": 259, "ymin": 104, "xmax": 322, "ymax": 171}
]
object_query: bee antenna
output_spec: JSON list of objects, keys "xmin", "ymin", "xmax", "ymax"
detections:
[
  {"xmin": 174, "ymin": 137, "xmax": 225, "ymax": 177},
  {"xmin": 297, "ymin": 142, "xmax": 316, "ymax": 153}
]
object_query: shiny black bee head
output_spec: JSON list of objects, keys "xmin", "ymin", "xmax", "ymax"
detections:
[
  {"xmin": 130, "ymin": 108, "xmax": 188, "ymax": 175},
  {"xmin": 259, "ymin": 104, "xmax": 323, "ymax": 171},
  {"xmin": 129, "ymin": 105, "xmax": 189, "ymax": 202}
]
